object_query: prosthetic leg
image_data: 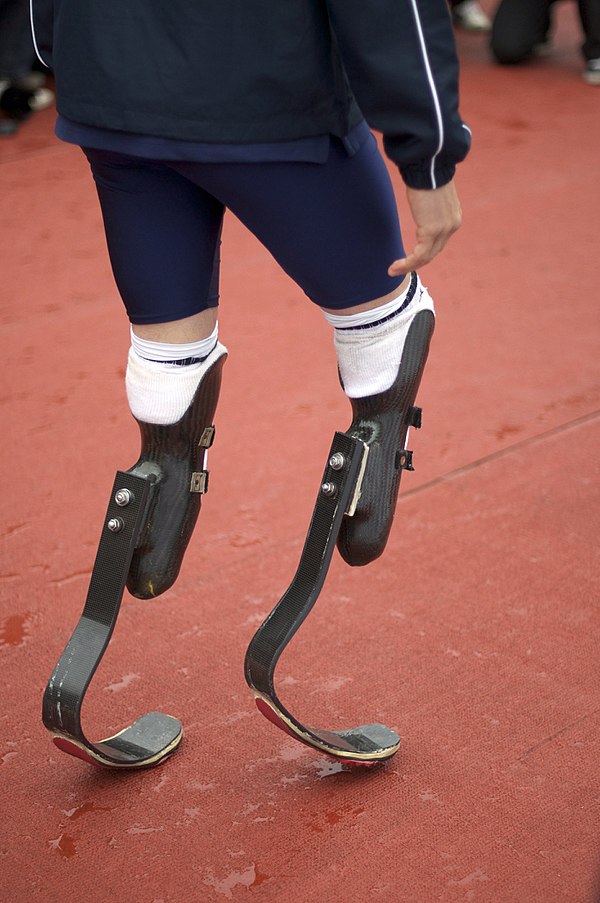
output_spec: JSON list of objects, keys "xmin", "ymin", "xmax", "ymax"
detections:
[
  {"xmin": 42, "ymin": 353, "xmax": 225, "ymax": 768},
  {"xmin": 244, "ymin": 311, "xmax": 433, "ymax": 765},
  {"xmin": 42, "ymin": 470, "xmax": 182, "ymax": 767},
  {"xmin": 244, "ymin": 419, "xmax": 419, "ymax": 766}
]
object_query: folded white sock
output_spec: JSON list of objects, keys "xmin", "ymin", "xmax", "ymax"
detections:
[
  {"xmin": 130, "ymin": 322, "xmax": 219, "ymax": 364},
  {"xmin": 325, "ymin": 274, "xmax": 435, "ymax": 398},
  {"xmin": 126, "ymin": 340, "xmax": 227, "ymax": 425}
]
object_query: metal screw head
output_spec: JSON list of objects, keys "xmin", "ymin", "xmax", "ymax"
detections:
[
  {"xmin": 329, "ymin": 452, "xmax": 346, "ymax": 471},
  {"xmin": 321, "ymin": 481, "xmax": 337, "ymax": 498},
  {"xmin": 114, "ymin": 488, "xmax": 133, "ymax": 507},
  {"xmin": 107, "ymin": 517, "xmax": 125, "ymax": 533}
]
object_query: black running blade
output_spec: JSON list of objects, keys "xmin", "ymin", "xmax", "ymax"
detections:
[
  {"xmin": 245, "ymin": 432, "xmax": 400, "ymax": 766},
  {"xmin": 42, "ymin": 471, "xmax": 182, "ymax": 768}
]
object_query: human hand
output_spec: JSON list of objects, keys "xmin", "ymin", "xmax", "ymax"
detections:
[{"xmin": 388, "ymin": 179, "xmax": 462, "ymax": 275}]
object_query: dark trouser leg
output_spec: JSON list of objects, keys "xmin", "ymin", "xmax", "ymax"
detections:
[
  {"xmin": 490, "ymin": 0, "xmax": 555, "ymax": 63},
  {"xmin": 82, "ymin": 148, "xmax": 224, "ymax": 326},
  {"xmin": 0, "ymin": 0, "xmax": 34, "ymax": 79},
  {"xmin": 578, "ymin": 0, "xmax": 600, "ymax": 60}
]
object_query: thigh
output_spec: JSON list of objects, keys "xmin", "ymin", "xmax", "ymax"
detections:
[
  {"xmin": 172, "ymin": 134, "xmax": 405, "ymax": 309},
  {"xmin": 83, "ymin": 148, "xmax": 225, "ymax": 324}
]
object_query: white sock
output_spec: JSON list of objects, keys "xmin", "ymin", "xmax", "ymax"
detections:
[
  {"xmin": 126, "ymin": 335, "xmax": 227, "ymax": 425},
  {"xmin": 130, "ymin": 322, "xmax": 219, "ymax": 365},
  {"xmin": 322, "ymin": 273, "xmax": 434, "ymax": 398}
]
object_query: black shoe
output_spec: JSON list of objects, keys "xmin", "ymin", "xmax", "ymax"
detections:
[
  {"xmin": 126, "ymin": 350, "xmax": 226, "ymax": 598},
  {"xmin": 337, "ymin": 309, "xmax": 434, "ymax": 566}
]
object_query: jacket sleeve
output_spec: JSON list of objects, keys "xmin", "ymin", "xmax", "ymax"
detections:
[
  {"xmin": 30, "ymin": 0, "xmax": 55, "ymax": 70},
  {"xmin": 326, "ymin": 0, "xmax": 471, "ymax": 189}
]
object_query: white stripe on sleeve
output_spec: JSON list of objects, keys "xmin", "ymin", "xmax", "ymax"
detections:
[{"xmin": 408, "ymin": 0, "xmax": 445, "ymax": 188}]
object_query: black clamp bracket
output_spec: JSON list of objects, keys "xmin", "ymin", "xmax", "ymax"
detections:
[
  {"xmin": 398, "ymin": 449, "xmax": 415, "ymax": 471},
  {"xmin": 407, "ymin": 405, "xmax": 422, "ymax": 429}
]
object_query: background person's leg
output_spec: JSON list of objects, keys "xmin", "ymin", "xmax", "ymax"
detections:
[
  {"xmin": 0, "ymin": 0, "xmax": 52, "ymax": 134},
  {"xmin": 578, "ymin": 0, "xmax": 600, "ymax": 58},
  {"xmin": 0, "ymin": 0, "xmax": 32, "ymax": 81},
  {"xmin": 578, "ymin": 0, "xmax": 600, "ymax": 83},
  {"xmin": 490, "ymin": 0, "xmax": 555, "ymax": 64}
]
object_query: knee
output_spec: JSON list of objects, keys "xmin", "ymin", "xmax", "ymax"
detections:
[{"xmin": 490, "ymin": 33, "xmax": 536, "ymax": 65}]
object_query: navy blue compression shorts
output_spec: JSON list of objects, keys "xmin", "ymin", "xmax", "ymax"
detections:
[{"xmin": 83, "ymin": 134, "xmax": 406, "ymax": 324}]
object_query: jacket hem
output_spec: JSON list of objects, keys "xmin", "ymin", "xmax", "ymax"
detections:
[{"xmin": 56, "ymin": 97, "xmax": 363, "ymax": 146}]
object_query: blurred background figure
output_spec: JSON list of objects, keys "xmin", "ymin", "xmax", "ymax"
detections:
[
  {"xmin": 490, "ymin": 0, "xmax": 600, "ymax": 84},
  {"xmin": 450, "ymin": 0, "xmax": 492, "ymax": 32},
  {"xmin": 0, "ymin": 0, "xmax": 53, "ymax": 136}
]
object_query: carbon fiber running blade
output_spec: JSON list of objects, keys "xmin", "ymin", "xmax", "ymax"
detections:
[
  {"xmin": 42, "ymin": 471, "xmax": 182, "ymax": 768},
  {"xmin": 245, "ymin": 432, "xmax": 400, "ymax": 765}
]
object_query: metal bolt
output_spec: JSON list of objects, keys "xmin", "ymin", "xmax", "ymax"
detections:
[
  {"xmin": 321, "ymin": 481, "xmax": 337, "ymax": 498},
  {"xmin": 114, "ymin": 488, "xmax": 133, "ymax": 507},
  {"xmin": 329, "ymin": 452, "xmax": 345, "ymax": 471},
  {"xmin": 107, "ymin": 517, "xmax": 125, "ymax": 533}
]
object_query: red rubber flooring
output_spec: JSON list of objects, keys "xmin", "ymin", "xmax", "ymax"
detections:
[{"xmin": 1, "ymin": 5, "xmax": 599, "ymax": 901}]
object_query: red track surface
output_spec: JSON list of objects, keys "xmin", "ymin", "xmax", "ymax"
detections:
[{"xmin": 1, "ymin": 6, "xmax": 599, "ymax": 901}]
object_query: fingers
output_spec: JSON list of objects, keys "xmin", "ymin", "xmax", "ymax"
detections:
[
  {"xmin": 387, "ymin": 235, "xmax": 447, "ymax": 276},
  {"xmin": 390, "ymin": 180, "xmax": 462, "ymax": 275},
  {"xmin": 388, "ymin": 255, "xmax": 420, "ymax": 277}
]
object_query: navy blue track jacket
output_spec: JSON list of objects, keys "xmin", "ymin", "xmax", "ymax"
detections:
[{"xmin": 31, "ymin": 0, "xmax": 471, "ymax": 188}]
